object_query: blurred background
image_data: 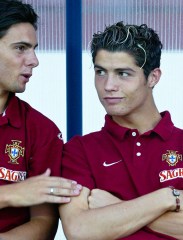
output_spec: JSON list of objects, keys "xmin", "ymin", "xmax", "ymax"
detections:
[{"xmin": 19, "ymin": 0, "xmax": 183, "ymax": 239}]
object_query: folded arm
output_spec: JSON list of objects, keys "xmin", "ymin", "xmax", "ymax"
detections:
[
  {"xmin": 89, "ymin": 188, "xmax": 183, "ymax": 240},
  {"xmin": 59, "ymin": 186, "xmax": 177, "ymax": 240},
  {"xmin": 147, "ymin": 211, "xmax": 183, "ymax": 240}
]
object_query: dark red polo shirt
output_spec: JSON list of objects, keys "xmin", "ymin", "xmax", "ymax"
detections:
[
  {"xmin": 0, "ymin": 94, "xmax": 63, "ymax": 232},
  {"xmin": 62, "ymin": 111, "xmax": 183, "ymax": 239}
]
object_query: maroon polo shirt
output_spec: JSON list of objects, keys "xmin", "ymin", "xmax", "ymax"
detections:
[
  {"xmin": 62, "ymin": 111, "xmax": 183, "ymax": 239},
  {"xmin": 0, "ymin": 94, "xmax": 63, "ymax": 232}
]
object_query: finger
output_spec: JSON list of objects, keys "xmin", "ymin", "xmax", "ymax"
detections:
[
  {"xmin": 42, "ymin": 168, "xmax": 51, "ymax": 176},
  {"xmin": 60, "ymin": 180, "xmax": 82, "ymax": 190},
  {"xmin": 47, "ymin": 187, "xmax": 81, "ymax": 197},
  {"xmin": 46, "ymin": 195, "xmax": 71, "ymax": 204},
  {"xmin": 45, "ymin": 178, "xmax": 82, "ymax": 190}
]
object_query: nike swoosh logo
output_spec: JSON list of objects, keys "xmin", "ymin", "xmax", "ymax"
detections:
[{"xmin": 103, "ymin": 160, "xmax": 122, "ymax": 167}]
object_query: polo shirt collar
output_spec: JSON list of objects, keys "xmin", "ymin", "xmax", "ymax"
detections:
[
  {"xmin": 152, "ymin": 111, "xmax": 174, "ymax": 141},
  {"xmin": 104, "ymin": 111, "xmax": 174, "ymax": 141},
  {"xmin": 103, "ymin": 115, "xmax": 129, "ymax": 140},
  {"xmin": 0, "ymin": 94, "xmax": 22, "ymax": 128}
]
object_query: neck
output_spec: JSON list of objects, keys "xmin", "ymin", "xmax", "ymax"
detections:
[
  {"xmin": 0, "ymin": 92, "xmax": 11, "ymax": 114},
  {"xmin": 112, "ymin": 107, "xmax": 161, "ymax": 134}
]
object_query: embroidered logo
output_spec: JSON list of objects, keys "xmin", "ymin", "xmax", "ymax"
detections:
[
  {"xmin": 5, "ymin": 140, "xmax": 25, "ymax": 164},
  {"xmin": 103, "ymin": 160, "xmax": 122, "ymax": 167},
  {"xmin": 162, "ymin": 150, "xmax": 182, "ymax": 166}
]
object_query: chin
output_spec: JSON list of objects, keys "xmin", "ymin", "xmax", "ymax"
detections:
[
  {"xmin": 106, "ymin": 110, "xmax": 128, "ymax": 117},
  {"xmin": 105, "ymin": 108, "xmax": 122, "ymax": 115},
  {"xmin": 15, "ymin": 88, "xmax": 26, "ymax": 93}
]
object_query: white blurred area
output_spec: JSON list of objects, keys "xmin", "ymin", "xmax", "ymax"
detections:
[
  {"xmin": 154, "ymin": 52, "xmax": 183, "ymax": 128},
  {"xmin": 17, "ymin": 51, "xmax": 183, "ymax": 239}
]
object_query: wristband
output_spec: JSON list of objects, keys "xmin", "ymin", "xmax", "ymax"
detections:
[{"xmin": 169, "ymin": 186, "xmax": 180, "ymax": 212}]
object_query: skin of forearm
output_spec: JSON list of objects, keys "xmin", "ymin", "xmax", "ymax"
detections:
[
  {"xmin": 0, "ymin": 204, "xmax": 59, "ymax": 240},
  {"xmin": 148, "ymin": 210, "xmax": 183, "ymax": 240},
  {"xmin": 60, "ymin": 187, "xmax": 175, "ymax": 240},
  {"xmin": 0, "ymin": 216, "xmax": 58, "ymax": 240},
  {"xmin": 94, "ymin": 189, "xmax": 183, "ymax": 239},
  {"xmin": 0, "ymin": 186, "xmax": 12, "ymax": 209}
]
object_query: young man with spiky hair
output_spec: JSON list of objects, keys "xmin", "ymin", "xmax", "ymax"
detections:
[
  {"xmin": 59, "ymin": 22, "xmax": 183, "ymax": 239},
  {"xmin": 0, "ymin": 0, "xmax": 82, "ymax": 239}
]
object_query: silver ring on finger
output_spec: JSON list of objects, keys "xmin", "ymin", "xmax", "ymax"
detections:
[{"xmin": 50, "ymin": 187, "xmax": 54, "ymax": 195}]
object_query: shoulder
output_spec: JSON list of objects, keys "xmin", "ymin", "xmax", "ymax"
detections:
[
  {"xmin": 64, "ymin": 130, "xmax": 108, "ymax": 154},
  {"xmin": 19, "ymin": 98, "xmax": 59, "ymax": 129},
  {"xmin": 173, "ymin": 125, "xmax": 183, "ymax": 136},
  {"xmin": 66, "ymin": 130, "xmax": 103, "ymax": 145}
]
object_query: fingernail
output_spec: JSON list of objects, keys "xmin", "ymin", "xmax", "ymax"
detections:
[
  {"xmin": 76, "ymin": 184, "xmax": 82, "ymax": 190},
  {"xmin": 74, "ymin": 189, "xmax": 80, "ymax": 194},
  {"xmin": 72, "ymin": 180, "xmax": 77, "ymax": 184}
]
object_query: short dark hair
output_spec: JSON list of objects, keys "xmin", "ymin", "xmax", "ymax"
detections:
[
  {"xmin": 91, "ymin": 21, "xmax": 163, "ymax": 78},
  {"xmin": 0, "ymin": 0, "xmax": 38, "ymax": 39}
]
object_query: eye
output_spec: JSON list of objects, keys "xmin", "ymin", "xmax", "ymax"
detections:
[
  {"xmin": 95, "ymin": 69, "xmax": 106, "ymax": 76},
  {"xmin": 15, "ymin": 45, "xmax": 27, "ymax": 52},
  {"xmin": 118, "ymin": 71, "xmax": 129, "ymax": 77}
]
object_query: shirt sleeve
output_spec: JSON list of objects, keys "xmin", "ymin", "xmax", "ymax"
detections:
[
  {"xmin": 62, "ymin": 136, "xmax": 95, "ymax": 189},
  {"xmin": 27, "ymin": 118, "xmax": 63, "ymax": 177}
]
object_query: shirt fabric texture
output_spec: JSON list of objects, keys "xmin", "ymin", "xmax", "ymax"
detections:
[
  {"xmin": 62, "ymin": 111, "xmax": 183, "ymax": 240},
  {"xmin": 0, "ymin": 94, "xmax": 63, "ymax": 232}
]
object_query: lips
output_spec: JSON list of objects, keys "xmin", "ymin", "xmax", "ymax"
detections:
[
  {"xmin": 104, "ymin": 97, "xmax": 123, "ymax": 104},
  {"xmin": 21, "ymin": 73, "xmax": 32, "ymax": 78},
  {"xmin": 20, "ymin": 73, "xmax": 32, "ymax": 83}
]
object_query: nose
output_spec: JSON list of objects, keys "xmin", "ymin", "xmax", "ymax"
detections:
[
  {"xmin": 26, "ymin": 50, "xmax": 39, "ymax": 68},
  {"xmin": 104, "ymin": 74, "xmax": 118, "ymax": 92}
]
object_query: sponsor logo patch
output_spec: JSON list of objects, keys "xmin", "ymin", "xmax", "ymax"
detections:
[
  {"xmin": 0, "ymin": 167, "xmax": 26, "ymax": 182},
  {"xmin": 159, "ymin": 168, "xmax": 183, "ymax": 182}
]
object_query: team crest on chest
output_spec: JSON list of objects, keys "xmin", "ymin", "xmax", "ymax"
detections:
[
  {"xmin": 162, "ymin": 150, "xmax": 182, "ymax": 166},
  {"xmin": 5, "ymin": 140, "xmax": 25, "ymax": 164}
]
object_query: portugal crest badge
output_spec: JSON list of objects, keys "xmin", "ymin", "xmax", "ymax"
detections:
[
  {"xmin": 162, "ymin": 150, "xmax": 182, "ymax": 166},
  {"xmin": 5, "ymin": 140, "xmax": 25, "ymax": 164}
]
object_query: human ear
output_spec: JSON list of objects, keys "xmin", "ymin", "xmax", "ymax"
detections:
[{"xmin": 147, "ymin": 68, "xmax": 161, "ymax": 88}]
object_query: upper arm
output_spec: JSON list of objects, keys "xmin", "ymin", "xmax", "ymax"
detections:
[
  {"xmin": 62, "ymin": 137, "xmax": 95, "ymax": 189},
  {"xmin": 59, "ymin": 187, "xmax": 90, "ymax": 226},
  {"xmin": 27, "ymin": 115, "xmax": 63, "ymax": 177}
]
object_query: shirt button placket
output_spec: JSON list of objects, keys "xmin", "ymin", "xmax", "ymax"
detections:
[
  {"xmin": 136, "ymin": 152, "xmax": 141, "ymax": 157},
  {"xmin": 132, "ymin": 131, "xmax": 136, "ymax": 137},
  {"xmin": 132, "ymin": 132, "xmax": 142, "ymax": 158},
  {"xmin": 136, "ymin": 141, "xmax": 141, "ymax": 157}
]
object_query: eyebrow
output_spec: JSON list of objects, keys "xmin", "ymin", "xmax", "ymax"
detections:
[
  {"xmin": 94, "ymin": 64, "xmax": 106, "ymax": 70},
  {"xmin": 94, "ymin": 64, "xmax": 135, "ymax": 73},
  {"xmin": 12, "ymin": 41, "xmax": 38, "ymax": 49}
]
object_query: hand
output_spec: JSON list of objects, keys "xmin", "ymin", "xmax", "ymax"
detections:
[
  {"xmin": 88, "ymin": 189, "xmax": 122, "ymax": 209},
  {"xmin": 1, "ymin": 168, "xmax": 82, "ymax": 208}
]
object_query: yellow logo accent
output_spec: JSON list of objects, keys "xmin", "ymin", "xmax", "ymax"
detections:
[
  {"xmin": 162, "ymin": 150, "xmax": 182, "ymax": 166},
  {"xmin": 5, "ymin": 140, "xmax": 25, "ymax": 164}
]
